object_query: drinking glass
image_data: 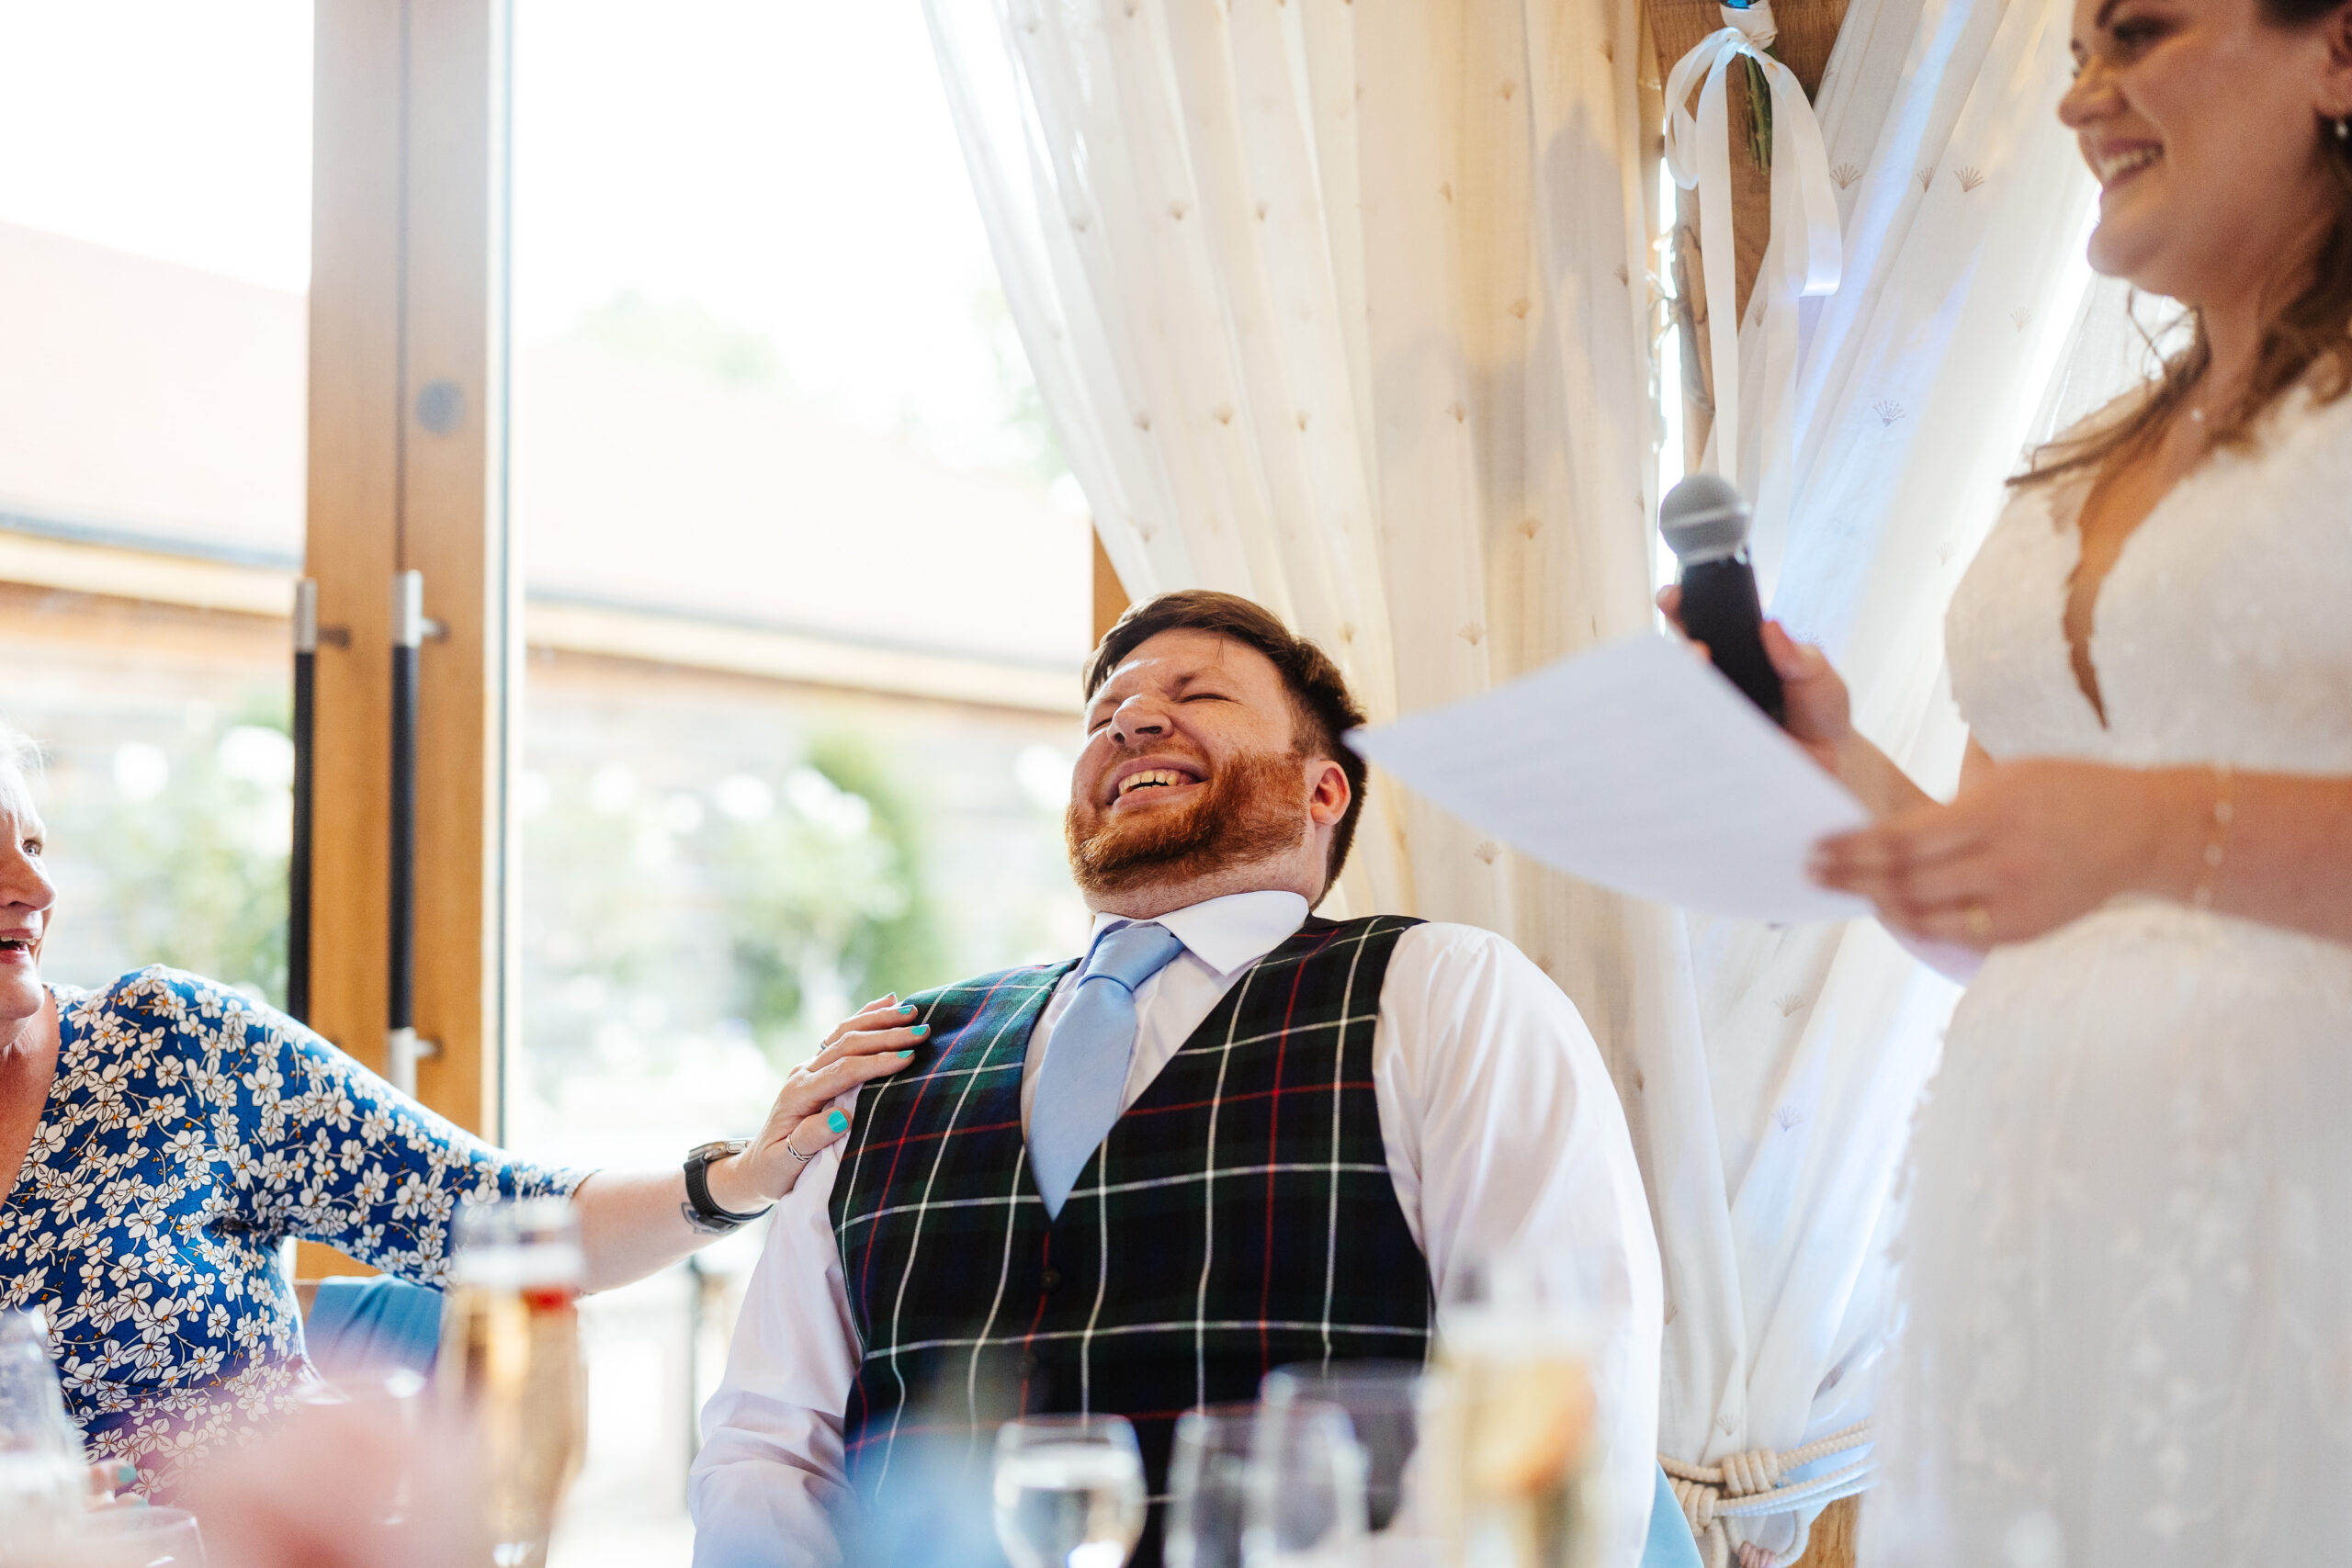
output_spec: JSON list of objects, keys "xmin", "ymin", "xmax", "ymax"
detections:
[
  {"xmin": 1261, "ymin": 1362, "xmax": 1437, "ymax": 1536},
  {"xmin": 435, "ymin": 1198, "xmax": 586, "ymax": 1568},
  {"xmin": 991, "ymin": 1414, "xmax": 1148, "ymax": 1568},
  {"xmin": 1166, "ymin": 1404, "xmax": 1257, "ymax": 1568},
  {"xmin": 1244, "ymin": 1396, "xmax": 1368, "ymax": 1567},
  {"xmin": 1433, "ymin": 1255, "xmax": 1609, "ymax": 1568},
  {"xmin": 61, "ymin": 1505, "xmax": 209, "ymax": 1567},
  {"xmin": 0, "ymin": 1307, "xmax": 88, "ymax": 1535}
]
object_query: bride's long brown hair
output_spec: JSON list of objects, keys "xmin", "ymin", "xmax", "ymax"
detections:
[{"xmin": 2018, "ymin": 0, "xmax": 2352, "ymax": 486}]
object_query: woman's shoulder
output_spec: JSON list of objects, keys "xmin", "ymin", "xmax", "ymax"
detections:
[{"xmin": 62, "ymin": 965, "xmax": 290, "ymax": 1051}]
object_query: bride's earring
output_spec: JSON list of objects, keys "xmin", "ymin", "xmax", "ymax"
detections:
[{"xmin": 2338, "ymin": 117, "xmax": 2351, "ymax": 142}]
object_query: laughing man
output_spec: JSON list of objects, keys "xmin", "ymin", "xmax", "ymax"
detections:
[{"xmin": 689, "ymin": 590, "xmax": 1662, "ymax": 1567}]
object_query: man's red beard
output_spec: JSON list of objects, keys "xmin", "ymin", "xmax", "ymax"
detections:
[{"xmin": 1066, "ymin": 749, "xmax": 1311, "ymax": 898}]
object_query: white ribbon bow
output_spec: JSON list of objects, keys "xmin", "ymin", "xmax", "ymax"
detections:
[{"xmin": 1664, "ymin": 0, "xmax": 1842, "ymax": 506}]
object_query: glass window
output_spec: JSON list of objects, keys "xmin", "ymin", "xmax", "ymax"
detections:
[
  {"xmin": 507, "ymin": 5, "xmax": 1091, "ymax": 1557},
  {"xmin": 0, "ymin": 1, "xmax": 311, "ymax": 1005}
]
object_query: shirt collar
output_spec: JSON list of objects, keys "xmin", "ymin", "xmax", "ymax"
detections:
[{"xmin": 1085, "ymin": 890, "xmax": 1310, "ymax": 979}]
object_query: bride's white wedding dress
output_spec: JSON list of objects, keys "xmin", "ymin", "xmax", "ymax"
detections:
[{"xmin": 1864, "ymin": 384, "xmax": 2352, "ymax": 1567}]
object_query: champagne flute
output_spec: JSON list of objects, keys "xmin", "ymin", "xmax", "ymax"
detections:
[
  {"xmin": 435, "ymin": 1198, "xmax": 587, "ymax": 1568},
  {"xmin": 991, "ymin": 1414, "xmax": 1148, "ymax": 1568},
  {"xmin": 1434, "ymin": 1256, "xmax": 1609, "ymax": 1568},
  {"xmin": 1167, "ymin": 1404, "xmax": 1257, "ymax": 1568},
  {"xmin": 1244, "ymin": 1397, "xmax": 1368, "ymax": 1567}
]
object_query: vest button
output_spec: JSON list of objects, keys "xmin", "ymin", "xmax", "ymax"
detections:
[{"xmin": 1040, "ymin": 1268, "xmax": 1063, "ymax": 1292}]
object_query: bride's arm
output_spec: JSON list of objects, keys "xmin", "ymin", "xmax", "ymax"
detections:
[
  {"xmin": 2144, "ymin": 768, "xmax": 2352, "ymax": 944},
  {"xmin": 1813, "ymin": 760, "xmax": 2352, "ymax": 953},
  {"xmin": 1657, "ymin": 589, "xmax": 1944, "ymax": 818}
]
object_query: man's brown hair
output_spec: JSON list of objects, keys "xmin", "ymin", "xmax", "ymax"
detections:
[{"xmin": 1082, "ymin": 590, "xmax": 1368, "ymax": 891}]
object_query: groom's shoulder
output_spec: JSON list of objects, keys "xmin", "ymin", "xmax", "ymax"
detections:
[
  {"xmin": 903, "ymin": 962, "xmax": 1072, "ymax": 1032},
  {"xmin": 1367, "ymin": 919, "xmax": 1566, "ymax": 997}
]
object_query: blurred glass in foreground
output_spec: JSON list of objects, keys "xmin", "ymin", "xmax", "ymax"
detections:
[
  {"xmin": 1432, "ymin": 1260, "xmax": 1606, "ymax": 1568},
  {"xmin": 436, "ymin": 1198, "xmax": 589, "ymax": 1568},
  {"xmin": 0, "ymin": 1306, "xmax": 87, "ymax": 1540}
]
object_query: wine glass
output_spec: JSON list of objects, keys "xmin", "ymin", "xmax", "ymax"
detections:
[
  {"xmin": 1261, "ymin": 1362, "xmax": 1436, "ymax": 1536},
  {"xmin": 0, "ymin": 1306, "xmax": 88, "ymax": 1532},
  {"xmin": 1244, "ymin": 1396, "xmax": 1368, "ymax": 1567},
  {"xmin": 991, "ymin": 1414, "xmax": 1148, "ymax": 1568},
  {"xmin": 62, "ymin": 1505, "xmax": 209, "ymax": 1566},
  {"xmin": 1166, "ymin": 1404, "xmax": 1257, "ymax": 1568}
]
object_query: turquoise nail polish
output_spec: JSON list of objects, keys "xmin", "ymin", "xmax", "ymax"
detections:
[
  {"xmin": 827, "ymin": 1110, "xmax": 849, "ymax": 1134},
  {"xmin": 910, "ymin": 1023, "xmax": 929, "ymax": 1038},
  {"xmin": 897, "ymin": 1048, "xmax": 915, "ymax": 1058},
  {"xmin": 899, "ymin": 1003, "xmax": 917, "ymax": 1016}
]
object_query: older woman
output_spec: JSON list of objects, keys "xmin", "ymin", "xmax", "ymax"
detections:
[
  {"xmin": 1663, "ymin": 0, "xmax": 2352, "ymax": 1557},
  {"xmin": 0, "ymin": 728, "xmax": 920, "ymax": 1495}
]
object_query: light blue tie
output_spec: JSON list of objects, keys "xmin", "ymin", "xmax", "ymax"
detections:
[{"xmin": 1027, "ymin": 921, "xmax": 1185, "ymax": 1219}]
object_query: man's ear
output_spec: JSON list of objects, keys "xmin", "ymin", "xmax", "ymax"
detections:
[
  {"xmin": 2322, "ymin": 2, "xmax": 2352, "ymax": 120},
  {"xmin": 1305, "ymin": 758, "xmax": 1351, "ymax": 827}
]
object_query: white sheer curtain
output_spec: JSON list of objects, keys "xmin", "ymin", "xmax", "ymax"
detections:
[
  {"xmin": 928, "ymin": 0, "xmax": 2105, "ymax": 1562},
  {"xmin": 921, "ymin": 0, "xmax": 1662, "ymax": 930},
  {"xmin": 922, "ymin": 0, "xmax": 1681, "ymax": 1556},
  {"xmin": 1660, "ymin": 0, "xmax": 2102, "ymax": 1558}
]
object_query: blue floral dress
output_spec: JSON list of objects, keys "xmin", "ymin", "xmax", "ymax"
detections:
[{"xmin": 0, "ymin": 968, "xmax": 582, "ymax": 1494}]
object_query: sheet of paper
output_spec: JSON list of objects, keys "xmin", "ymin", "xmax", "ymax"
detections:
[{"xmin": 1348, "ymin": 633, "xmax": 1871, "ymax": 923}]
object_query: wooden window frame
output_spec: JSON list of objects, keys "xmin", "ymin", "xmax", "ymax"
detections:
[{"xmin": 302, "ymin": 0, "xmax": 512, "ymax": 1167}]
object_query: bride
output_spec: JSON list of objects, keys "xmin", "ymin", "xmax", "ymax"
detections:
[{"xmin": 1702, "ymin": 0, "xmax": 2352, "ymax": 1557}]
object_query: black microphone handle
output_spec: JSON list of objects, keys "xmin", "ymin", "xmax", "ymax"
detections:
[{"xmin": 1679, "ymin": 555, "xmax": 1787, "ymax": 725}]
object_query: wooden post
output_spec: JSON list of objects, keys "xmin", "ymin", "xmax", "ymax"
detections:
[
  {"xmin": 1091, "ymin": 528, "xmax": 1129, "ymax": 648},
  {"xmin": 303, "ymin": 0, "xmax": 508, "ymax": 1158}
]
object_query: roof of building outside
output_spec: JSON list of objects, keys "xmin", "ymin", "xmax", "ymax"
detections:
[{"xmin": 0, "ymin": 220, "xmax": 1090, "ymax": 671}]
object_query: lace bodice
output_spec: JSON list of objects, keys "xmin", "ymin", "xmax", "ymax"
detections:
[{"xmin": 1946, "ymin": 386, "xmax": 2352, "ymax": 773}]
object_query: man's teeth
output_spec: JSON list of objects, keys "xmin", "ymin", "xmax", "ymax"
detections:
[
  {"xmin": 1117, "ymin": 769, "xmax": 1193, "ymax": 796},
  {"xmin": 2098, "ymin": 146, "xmax": 2161, "ymax": 186}
]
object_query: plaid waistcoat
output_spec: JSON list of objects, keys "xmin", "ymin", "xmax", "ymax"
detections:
[{"xmin": 829, "ymin": 915, "xmax": 1432, "ymax": 1564}]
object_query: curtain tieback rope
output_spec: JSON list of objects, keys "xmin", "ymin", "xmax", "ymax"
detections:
[
  {"xmin": 1661, "ymin": 1421, "xmax": 1876, "ymax": 1568},
  {"xmin": 1662, "ymin": 0, "xmax": 1842, "ymax": 502}
]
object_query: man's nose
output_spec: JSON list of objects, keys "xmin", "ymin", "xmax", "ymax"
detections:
[{"xmin": 1108, "ymin": 695, "xmax": 1172, "ymax": 746}]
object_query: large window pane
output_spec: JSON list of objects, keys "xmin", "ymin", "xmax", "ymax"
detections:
[
  {"xmin": 0, "ymin": 1, "xmax": 311, "ymax": 1004},
  {"xmin": 508, "ymin": 6, "xmax": 1089, "ymax": 1559}
]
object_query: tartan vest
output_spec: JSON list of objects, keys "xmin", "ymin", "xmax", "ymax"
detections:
[{"xmin": 829, "ymin": 914, "xmax": 1432, "ymax": 1566}]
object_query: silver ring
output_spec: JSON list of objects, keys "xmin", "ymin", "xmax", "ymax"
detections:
[{"xmin": 782, "ymin": 1135, "xmax": 817, "ymax": 1165}]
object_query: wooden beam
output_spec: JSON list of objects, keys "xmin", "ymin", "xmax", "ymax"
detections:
[
  {"xmin": 303, "ymin": 0, "xmax": 506, "ymax": 1140},
  {"xmin": 1091, "ymin": 527, "xmax": 1129, "ymax": 648},
  {"xmin": 303, "ymin": 0, "xmax": 404, "ymax": 1095},
  {"xmin": 401, "ymin": 0, "xmax": 509, "ymax": 1141},
  {"xmin": 1647, "ymin": 0, "xmax": 1850, "ymax": 329}
]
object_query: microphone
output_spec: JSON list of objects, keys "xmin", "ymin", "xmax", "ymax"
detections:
[{"xmin": 1659, "ymin": 473, "xmax": 1785, "ymax": 725}]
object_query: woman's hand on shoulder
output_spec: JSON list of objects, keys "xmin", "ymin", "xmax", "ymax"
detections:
[
  {"xmin": 723, "ymin": 996, "xmax": 928, "ymax": 1206},
  {"xmin": 1809, "ymin": 758, "xmax": 2198, "ymax": 948}
]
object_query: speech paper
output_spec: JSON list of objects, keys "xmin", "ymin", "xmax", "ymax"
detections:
[{"xmin": 1347, "ymin": 633, "xmax": 1871, "ymax": 923}]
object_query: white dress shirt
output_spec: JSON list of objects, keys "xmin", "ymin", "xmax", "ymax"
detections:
[{"xmin": 690, "ymin": 891, "xmax": 1661, "ymax": 1568}]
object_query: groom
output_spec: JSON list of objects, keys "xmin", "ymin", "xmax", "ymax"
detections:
[{"xmin": 689, "ymin": 591, "xmax": 1662, "ymax": 1567}]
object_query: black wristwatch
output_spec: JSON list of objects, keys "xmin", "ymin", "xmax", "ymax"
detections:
[{"xmin": 682, "ymin": 1140, "xmax": 772, "ymax": 1235}]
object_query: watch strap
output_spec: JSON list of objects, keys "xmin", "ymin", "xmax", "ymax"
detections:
[{"xmin": 683, "ymin": 1139, "xmax": 771, "ymax": 1233}]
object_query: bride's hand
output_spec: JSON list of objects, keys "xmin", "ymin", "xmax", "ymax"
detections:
[
  {"xmin": 1656, "ymin": 587, "xmax": 1855, "ymax": 777},
  {"xmin": 715, "ymin": 996, "xmax": 926, "ymax": 1207},
  {"xmin": 1809, "ymin": 759, "xmax": 2196, "ymax": 948}
]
